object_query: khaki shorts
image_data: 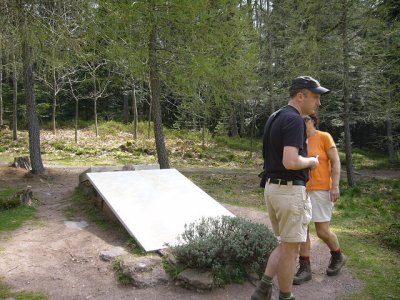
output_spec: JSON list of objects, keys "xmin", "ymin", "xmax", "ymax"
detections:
[
  {"xmin": 264, "ymin": 182, "xmax": 311, "ymax": 243},
  {"xmin": 309, "ymin": 190, "xmax": 334, "ymax": 222}
]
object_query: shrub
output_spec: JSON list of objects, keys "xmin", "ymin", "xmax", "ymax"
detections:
[
  {"xmin": 0, "ymin": 188, "xmax": 20, "ymax": 210},
  {"xmin": 170, "ymin": 216, "xmax": 278, "ymax": 284},
  {"xmin": 381, "ymin": 221, "xmax": 400, "ymax": 251},
  {"xmin": 112, "ymin": 259, "xmax": 133, "ymax": 285}
]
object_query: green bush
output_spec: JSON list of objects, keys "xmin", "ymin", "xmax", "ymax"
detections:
[
  {"xmin": 381, "ymin": 221, "xmax": 400, "ymax": 250},
  {"xmin": 98, "ymin": 120, "xmax": 131, "ymax": 135},
  {"xmin": 170, "ymin": 216, "xmax": 278, "ymax": 284},
  {"xmin": 112, "ymin": 259, "xmax": 133, "ymax": 285},
  {"xmin": 214, "ymin": 135, "xmax": 261, "ymax": 152},
  {"xmin": 0, "ymin": 188, "xmax": 20, "ymax": 210}
]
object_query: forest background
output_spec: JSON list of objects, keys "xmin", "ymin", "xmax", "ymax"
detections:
[{"xmin": 0, "ymin": 0, "xmax": 399, "ymax": 184}]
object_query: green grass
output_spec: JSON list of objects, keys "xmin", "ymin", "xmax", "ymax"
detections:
[
  {"xmin": 66, "ymin": 188, "xmax": 114, "ymax": 230},
  {"xmin": 339, "ymin": 147, "xmax": 400, "ymax": 170},
  {"xmin": 339, "ymin": 233, "xmax": 399, "ymax": 300},
  {"xmin": 187, "ymin": 172, "xmax": 265, "ymax": 210},
  {"xmin": 0, "ymin": 191, "xmax": 46, "ymax": 299},
  {"xmin": 0, "ymin": 122, "xmax": 263, "ymax": 169},
  {"xmin": 0, "ymin": 280, "xmax": 47, "ymax": 300},
  {"xmin": 329, "ymin": 178, "xmax": 400, "ymax": 299},
  {"xmin": 0, "ymin": 206, "xmax": 37, "ymax": 232}
]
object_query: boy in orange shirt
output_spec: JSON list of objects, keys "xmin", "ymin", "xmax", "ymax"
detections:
[{"xmin": 293, "ymin": 113, "xmax": 347, "ymax": 285}]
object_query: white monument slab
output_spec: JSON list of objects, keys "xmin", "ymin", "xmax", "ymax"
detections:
[{"xmin": 86, "ymin": 169, "xmax": 234, "ymax": 251}]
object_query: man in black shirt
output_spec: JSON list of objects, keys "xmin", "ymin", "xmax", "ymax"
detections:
[{"xmin": 251, "ymin": 76, "xmax": 330, "ymax": 300}]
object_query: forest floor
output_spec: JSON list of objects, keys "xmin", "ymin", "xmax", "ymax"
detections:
[{"xmin": 1, "ymin": 165, "xmax": 395, "ymax": 299}]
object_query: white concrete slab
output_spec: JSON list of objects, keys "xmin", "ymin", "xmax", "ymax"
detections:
[{"xmin": 87, "ymin": 169, "xmax": 234, "ymax": 251}]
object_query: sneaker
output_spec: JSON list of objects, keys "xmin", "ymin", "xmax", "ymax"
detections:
[
  {"xmin": 326, "ymin": 253, "xmax": 348, "ymax": 276},
  {"xmin": 250, "ymin": 280, "xmax": 272, "ymax": 300},
  {"xmin": 293, "ymin": 260, "xmax": 312, "ymax": 285}
]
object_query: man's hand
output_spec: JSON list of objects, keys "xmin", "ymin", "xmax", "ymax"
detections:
[{"xmin": 309, "ymin": 155, "xmax": 319, "ymax": 170}]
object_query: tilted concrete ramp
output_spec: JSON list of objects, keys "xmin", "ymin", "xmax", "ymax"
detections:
[{"xmin": 86, "ymin": 168, "xmax": 234, "ymax": 251}]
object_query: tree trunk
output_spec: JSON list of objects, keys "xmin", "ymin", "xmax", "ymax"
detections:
[
  {"xmin": 123, "ymin": 92, "xmax": 129, "ymax": 124},
  {"xmin": 52, "ymin": 68, "xmax": 57, "ymax": 135},
  {"xmin": 0, "ymin": 48, "xmax": 3, "ymax": 127},
  {"xmin": 75, "ymin": 99, "xmax": 79, "ymax": 143},
  {"xmin": 385, "ymin": 26, "xmax": 396, "ymax": 162},
  {"xmin": 386, "ymin": 118, "xmax": 395, "ymax": 162},
  {"xmin": 230, "ymin": 105, "xmax": 239, "ymax": 137},
  {"xmin": 341, "ymin": 0, "xmax": 355, "ymax": 186},
  {"xmin": 266, "ymin": 0, "xmax": 275, "ymax": 114},
  {"xmin": 147, "ymin": 82, "xmax": 153, "ymax": 139},
  {"xmin": 132, "ymin": 85, "xmax": 138, "ymax": 140},
  {"xmin": 22, "ymin": 35, "xmax": 44, "ymax": 174},
  {"xmin": 239, "ymin": 100, "xmax": 245, "ymax": 137},
  {"xmin": 149, "ymin": 25, "xmax": 169, "ymax": 169},
  {"xmin": 92, "ymin": 74, "xmax": 99, "ymax": 138},
  {"xmin": 94, "ymin": 97, "xmax": 98, "ymax": 137},
  {"xmin": 12, "ymin": 55, "xmax": 18, "ymax": 141},
  {"xmin": 202, "ymin": 110, "xmax": 206, "ymax": 149}
]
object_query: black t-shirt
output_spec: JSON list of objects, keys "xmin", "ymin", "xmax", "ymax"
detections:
[{"xmin": 262, "ymin": 105, "xmax": 309, "ymax": 182}]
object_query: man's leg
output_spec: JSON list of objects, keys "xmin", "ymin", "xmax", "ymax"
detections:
[
  {"xmin": 277, "ymin": 241, "xmax": 300, "ymax": 294},
  {"xmin": 315, "ymin": 222, "xmax": 347, "ymax": 276},
  {"xmin": 293, "ymin": 229, "xmax": 312, "ymax": 285},
  {"xmin": 250, "ymin": 245, "xmax": 281, "ymax": 300}
]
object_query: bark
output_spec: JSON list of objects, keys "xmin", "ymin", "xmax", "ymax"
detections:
[
  {"xmin": 202, "ymin": 107, "xmax": 206, "ymax": 149},
  {"xmin": 147, "ymin": 81, "xmax": 152, "ymax": 139},
  {"xmin": 19, "ymin": 186, "xmax": 33, "ymax": 206},
  {"xmin": 341, "ymin": 0, "xmax": 355, "ymax": 186},
  {"xmin": 386, "ymin": 118, "xmax": 395, "ymax": 162},
  {"xmin": 239, "ymin": 100, "xmax": 245, "ymax": 137},
  {"xmin": 52, "ymin": 68, "xmax": 57, "ymax": 134},
  {"xmin": 123, "ymin": 93, "xmax": 129, "ymax": 124},
  {"xmin": 75, "ymin": 98, "xmax": 79, "ymax": 143},
  {"xmin": 131, "ymin": 85, "xmax": 138, "ymax": 140},
  {"xmin": 21, "ymin": 34, "xmax": 44, "ymax": 174},
  {"xmin": 12, "ymin": 55, "xmax": 18, "ymax": 141},
  {"xmin": 94, "ymin": 96, "xmax": 98, "ymax": 137},
  {"xmin": 13, "ymin": 156, "xmax": 31, "ymax": 170},
  {"xmin": 92, "ymin": 72, "xmax": 99, "ymax": 138},
  {"xmin": 385, "ymin": 25, "xmax": 396, "ymax": 162},
  {"xmin": 0, "ymin": 48, "xmax": 3, "ymax": 127},
  {"xmin": 266, "ymin": 0, "xmax": 274, "ymax": 114},
  {"xmin": 149, "ymin": 24, "xmax": 169, "ymax": 169},
  {"xmin": 230, "ymin": 106, "xmax": 239, "ymax": 137}
]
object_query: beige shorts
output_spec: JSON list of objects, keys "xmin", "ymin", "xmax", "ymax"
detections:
[
  {"xmin": 264, "ymin": 182, "xmax": 311, "ymax": 243},
  {"xmin": 309, "ymin": 190, "xmax": 334, "ymax": 222}
]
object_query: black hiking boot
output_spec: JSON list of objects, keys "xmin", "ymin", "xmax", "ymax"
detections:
[
  {"xmin": 326, "ymin": 253, "xmax": 347, "ymax": 276},
  {"xmin": 293, "ymin": 260, "xmax": 311, "ymax": 285},
  {"xmin": 250, "ymin": 280, "xmax": 272, "ymax": 300}
]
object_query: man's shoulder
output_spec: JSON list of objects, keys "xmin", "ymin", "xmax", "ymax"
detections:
[{"xmin": 278, "ymin": 108, "xmax": 303, "ymax": 125}]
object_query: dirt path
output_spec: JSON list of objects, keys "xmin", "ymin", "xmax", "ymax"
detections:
[{"xmin": 0, "ymin": 166, "xmax": 362, "ymax": 299}]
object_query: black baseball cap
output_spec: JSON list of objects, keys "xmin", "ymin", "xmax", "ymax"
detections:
[{"xmin": 289, "ymin": 76, "xmax": 330, "ymax": 95}]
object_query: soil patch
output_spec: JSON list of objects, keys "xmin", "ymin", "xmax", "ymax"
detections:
[{"xmin": 0, "ymin": 166, "xmax": 362, "ymax": 299}]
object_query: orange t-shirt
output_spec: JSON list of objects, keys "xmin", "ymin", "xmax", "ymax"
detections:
[{"xmin": 306, "ymin": 131, "xmax": 336, "ymax": 191}]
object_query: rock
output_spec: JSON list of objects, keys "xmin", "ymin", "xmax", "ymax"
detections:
[
  {"xmin": 176, "ymin": 268, "xmax": 214, "ymax": 290},
  {"xmin": 120, "ymin": 255, "xmax": 170, "ymax": 288},
  {"xmin": 158, "ymin": 248, "xmax": 179, "ymax": 266},
  {"xmin": 99, "ymin": 247, "xmax": 128, "ymax": 261},
  {"xmin": 64, "ymin": 221, "xmax": 89, "ymax": 230}
]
